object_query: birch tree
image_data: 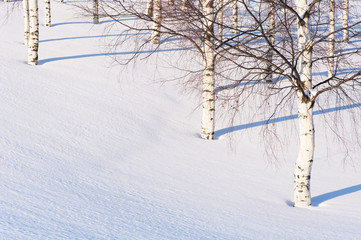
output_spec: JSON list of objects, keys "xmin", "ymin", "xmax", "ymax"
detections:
[
  {"xmin": 343, "ymin": 0, "xmax": 349, "ymax": 42},
  {"xmin": 151, "ymin": 0, "xmax": 162, "ymax": 44},
  {"xmin": 265, "ymin": 0, "xmax": 275, "ymax": 83},
  {"xmin": 232, "ymin": 0, "xmax": 238, "ymax": 33},
  {"xmin": 217, "ymin": 0, "xmax": 224, "ymax": 42},
  {"xmin": 293, "ymin": 0, "xmax": 314, "ymax": 207},
  {"xmin": 146, "ymin": 0, "xmax": 154, "ymax": 17},
  {"xmin": 28, "ymin": 0, "xmax": 39, "ymax": 65},
  {"xmin": 93, "ymin": 0, "xmax": 99, "ymax": 24},
  {"xmin": 328, "ymin": 0, "xmax": 335, "ymax": 78},
  {"xmin": 44, "ymin": 0, "xmax": 51, "ymax": 27},
  {"xmin": 23, "ymin": 0, "xmax": 30, "ymax": 46},
  {"xmin": 200, "ymin": 0, "xmax": 216, "ymax": 139}
]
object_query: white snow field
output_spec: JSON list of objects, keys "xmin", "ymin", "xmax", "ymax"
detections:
[{"xmin": 1, "ymin": 2, "xmax": 361, "ymax": 240}]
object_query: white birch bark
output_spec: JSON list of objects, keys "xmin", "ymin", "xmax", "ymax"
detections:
[
  {"xmin": 328, "ymin": 0, "xmax": 335, "ymax": 78},
  {"xmin": 343, "ymin": 0, "xmax": 349, "ymax": 43},
  {"xmin": 23, "ymin": 0, "xmax": 30, "ymax": 46},
  {"xmin": 294, "ymin": 0, "xmax": 314, "ymax": 207},
  {"xmin": 44, "ymin": 0, "xmax": 51, "ymax": 27},
  {"xmin": 28, "ymin": 0, "xmax": 39, "ymax": 65},
  {"xmin": 201, "ymin": 0, "xmax": 215, "ymax": 140},
  {"xmin": 217, "ymin": 0, "xmax": 224, "ymax": 43},
  {"xmin": 232, "ymin": 0, "xmax": 238, "ymax": 34},
  {"xmin": 265, "ymin": 3, "xmax": 275, "ymax": 83},
  {"xmin": 93, "ymin": 0, "xmax": 99, "ymax": 24},
  {"xmin": 183, "ymin": 0, "xmax": 188, "ymax": 11},
  {"xmin": 151, "ymin": 0, "xmax": 162, "ymax": 44},
  {"xmin": 146, "ymin": 0, "xmax": 154, "ymax": 17},
  {"xmin": 294, "ymin": 92, "xmax": 314, "ymax": 207}
]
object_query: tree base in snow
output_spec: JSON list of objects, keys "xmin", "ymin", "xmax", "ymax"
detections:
[{"xmin": 201, "ymin": 131, "xmax": 214, "ymax": 140}]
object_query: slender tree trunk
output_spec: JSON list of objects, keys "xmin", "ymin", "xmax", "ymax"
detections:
[
  {"xmin": 201, "ymin": 0, "xmax": 216, "ymax": 140},
  {"xmin": 294, "ymin": 93, "xmax": 314, "ymax": 207},
  {"xmin": 28, "ymin": 0, "xmax": 39, "ymax": 65},
  {"xmin": 265, "ymin": 2, "xmax": 275, "ymax": 83},
  {"xmin": 23, "ymin": 0, "xmax": 30, "ymax": 46},
  {"xmin": 44, "ymin": 0, "xmax": 51, "ymax": 27},
  {"xmin": 151, "ymin": 0, "xmax": 162, "ymax": 44},
  {"xmin": 232, "ymin": 0, "xmax": 238, "ymax": 34},
  {"xmin": 146, "ymin": 0, "xmax": 154, "ymax": 17},
  {"xmin": 93, "ymin": 0, "xmax": 99, "ymax": 24},
  {"xmin": 343, "ymin": 0, "xmax": 349, "ymax": 43},
  {"xmin": 328, "ymin": 0, "xmax": 335, "ymax": 78},
  {"xmin": 217, "ymin": 0, "xmax": 224, "ymax": 43},
  {"xmin": 294, "ymin": 0, "xmax": 314, "ymax": 207},
  {"xmin": 183, "ymin": 0, "xmax": 188, "ymax": 11}
]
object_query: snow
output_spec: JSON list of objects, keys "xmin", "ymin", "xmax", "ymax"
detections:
[{"xmin": 1, "ymin": 1, "xmax": 361, "ymax": 239}]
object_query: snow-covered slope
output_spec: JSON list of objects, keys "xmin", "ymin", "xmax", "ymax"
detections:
[{"xmin": 1, "ymin": 2, "xmax": 361, "ymax": 239}]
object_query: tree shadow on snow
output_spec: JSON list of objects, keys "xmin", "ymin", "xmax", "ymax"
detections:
[
  {"xmin": 311, "ymin": 184, "xmax": 361, "ymax": 206},
  {"xmin": 214, "ymin": 102, "xmax": 361, "ymax": 138},
  {"xmin": 40, "ymin": 33, "xmax": 150, "ymax": 43},
  {"xmin": 38, "ymin": 47, "xmax": 194, "ymax": 65},
  {"xmin": 51, "ymin": 18, "xmax": 137, "ymax": 27}
]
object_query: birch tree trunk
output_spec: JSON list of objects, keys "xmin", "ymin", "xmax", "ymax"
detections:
[
  {"xmin": 44, "ymin": 0, "xmax": 51, "ymax": 27},
  {"xmin": 201, "ymin": 0, "xmax": 216, "ymax": 140},
  {"xmin": 328, "ymin": 0, "xmax": 335, "ymax": 78},
  {"xmin": 232, "ymin": 0, "xmax": 238, "ymax": 34},
  {"xmin": 295, "ymin": 92, "xmax": 314, "ymax": 207},
  {"xmin": 183, "ymin": 0, "xmax": 188, "ymax": 11},
  {"xmin": 343, "ymin": 0, "xmax": 349, "ymax": 43},
  {"xmin": 146, "ymin": 0, "xmax": 154, "ymax": 17},
  {"xmin": 93, "ymin": 0, "xmax": 99, "ymax": 24},
  {"xmin": 28, "ymin": 0, "xmax": 39, "ymax": 65},
  {"xmin": 151, "ymin": 0, "xmax": 162, "ymax": 44},
  {"xmin": 23, "ymin": 0, "xmax": 30, "ymax": 46},
  {"xmin": 217, "ymin": 0, "xmax": 224, "ymax": 43},
  {"xmin": 265, "ymin": 2, "xmax": 275, "ymax": 83},
  {"xmin": 294, "ymin": 0, "xmax": 314, "ymax": 207}
]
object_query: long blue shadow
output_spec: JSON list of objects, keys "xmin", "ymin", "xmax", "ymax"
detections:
[
  {"xmin": 51, "ymin": 21, "xmax": 93, "ymax": 27},
  {"xmin": 51, "ymin": 18, "xmax": 137, "ymax": 27},
  {"xmin": 313, "ymin": 67, "xmax": 361, "ymax": 77},
  {"xmin": 38, "ymin": 47, "xmax": 195, "ymax": 65},
  {"xmin": 216, "ymin": 65, "xmax": 361, "ymax": 93},
  {"xmin": 216, "ymin": 77, "xmax": 285, "ymax": 92},
  {"xmin": 40, "ymin": 32, "xmax": 150, "ymax": 43},
  {"xmin": 214, "ymin": 102, "xmax": 361, "ymax": 138},
  {"xmin": 312, "ymin": 184, "xmax": 361, "ymax": 206}
]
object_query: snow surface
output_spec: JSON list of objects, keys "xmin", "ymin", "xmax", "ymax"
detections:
[{"xmin": 1, "ymin": 2, "xmax": 361, "ymax": 240}]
